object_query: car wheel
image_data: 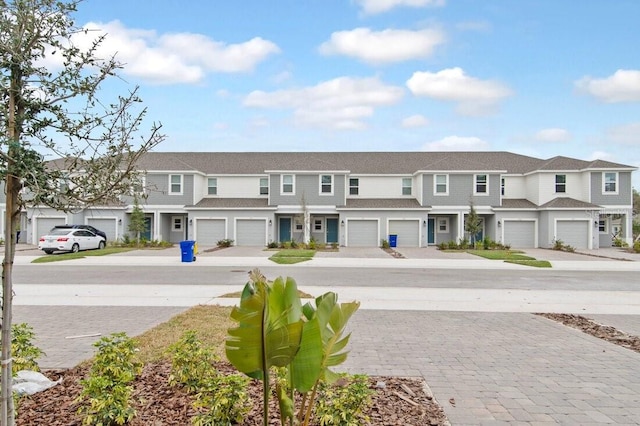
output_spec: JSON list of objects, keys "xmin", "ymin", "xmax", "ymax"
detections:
[
  {"xmin": 44, "ymin": 250, "xmax": 54, "ymax": 255},
  {"xmin": 98, "ymin": 241, "xmax": 106, "ymax": 250},
  {"xmin": 71, "ymin": 243, "xmax": 80, "ymax": 253}
]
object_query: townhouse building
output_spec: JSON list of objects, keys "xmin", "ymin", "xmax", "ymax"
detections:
[{"xmin": 11, "ymin": 151, "xmax": 637, "ymax": 250}]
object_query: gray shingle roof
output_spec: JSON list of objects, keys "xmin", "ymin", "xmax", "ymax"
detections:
[
  {"xmin": 497, "ymin": 199, "xmax": 539, "ymax": 209},
  {"xmin": 187, "ymin": 198, "xmax": 272, "ymax": 209},
  {"xmin": 538, "ymin": 197, "xmax": 601, "ymax": 209},
  {"xmin": 341, "ymin": 198, "xmax": 426, "ymax": 209}
]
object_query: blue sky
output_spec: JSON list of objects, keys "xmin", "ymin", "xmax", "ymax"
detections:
[{"xmin": 69, "ymin": 0, "xmax": 639, "ymax": 188}]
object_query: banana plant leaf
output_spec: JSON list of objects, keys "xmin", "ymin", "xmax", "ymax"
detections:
[{"xmin": 226, "ymin": 277, "xmax": 303, "ymax": 379}]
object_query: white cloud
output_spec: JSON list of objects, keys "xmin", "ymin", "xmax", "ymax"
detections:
[
  {"xmin": 44, "ymin": 20, "xmax": 280, "ymax": 84},
  {"xmin": 406, "ymin": 67, "xmax": 512, "ymax": 116},
  {"xmin": 606, "ymin": 122, "xmax": 640, "ymax": 145},
  {"xmin": 244, "ymin": 76, "xmax": 404, "ymax": 129},
  {"xmin": 575, "ymin": 69, "xmax": 640, "ymax": 103},
  {"xmin": 355, "ymin": 0, "xmax": 445, "ymax": 15},
  {"xmin": 319, "ymin": 28, "xmax": 445, "ymax": 64},
  {"xmin": 401, "ymin": 114, "xmax": 429, "ymax": 127},
  {"xmin": 422, "ymin": 135, "xmax": 490, "ymax": 151},
  {"xmin": 535, "ymin": 128, "xmax": 571, "ymax": 142}
]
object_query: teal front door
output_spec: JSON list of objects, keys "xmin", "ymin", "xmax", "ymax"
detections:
[
  {"xmin": 326, "ymin": 218, "xmax": 338, "ymax": 243},
  {"xmin": 427, "ymin": 218, "xmax": 435, "ymax": 244},
  {"xmin": 279, "ymin": 218, "xmax": 291, "ymax": 242},
  {"xmin": 142, "ymin": 217, "xmax": 152, "ymax": 241}
]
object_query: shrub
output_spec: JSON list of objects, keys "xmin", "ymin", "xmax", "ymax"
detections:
[
  {"xmin": 315, "ymin": 374, "xmax": 373, "ymax": 426},
  {"xmin": 437, "ymin": 242, "xmax": 447, "ymax": 250},
  {"xmin": 308, "ymin": 237, "xmax": 317, "ymax": 250},
  {"xmin": 168, "ymin": 331, "xmax": 217, "ymax": 393},
  {"xmin": 552, "ymin": 239, "xmax": 564, "ymax": 250},
  {"xmin": 11, "ymin": 323, "xmax": 44, "ymax": 374},
  {"xmin": 613, "ymin": 237, "xmax": 629, "ymax": 248},
  {"xmin": 633, "ymin": 241, "xmax": 640, "ymax": 253},
  {"xmin": 216, "ymin": 239, "xmax": 234, "ymax": 248},
  {"xmin": 446, "ymin": 240, "xmax": 458, "ymax": 250},
  {"xmin": 267, "ymin": 241, "xmax": 279, "ymax": 249},
  {"xmin": 458, "ymin": 238, "xmax": 470, "ymax": 249},
  {"xmin": 283, "ymin": 241, "xmax": 292, "ymax": 249},
  {"xmin": 331, "ymin": 242, "xmax": 338, "ymax": 250},
  {"xmin": 381, "ymin": 239, "xmax": 390, "ymax": 249},
  {"xmin": 77, "ymin": 333, "xmax": 142, "ymax": 426}
]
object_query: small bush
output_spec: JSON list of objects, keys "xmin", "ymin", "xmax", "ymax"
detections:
[
  {"xmin": 308, "ymin": 237, "xmax": 317, "ymax": 250},
  {"xmin": 282, "ymin": 241, "xmax": 292, "ymax": 249},
  {"xmin": 633, "ymin": 241, "xmax": 640, "ymax": 253},
  {"xmin": 315, "ymin": 374, "xmax": 373, "ymax": 426},
  {"xmin": 267, "ymin": 241, "xmax": 279, "ymax": 249},
  {"xmin": 612, "ymin": 237, "xmax": 629, "ymax": 248},
  {"xmin": 216, "ymin": 239, "xmax": 234, "ymax": 248},
  {"xmin": 446, "ymin": 240, "xmax": 458, "ymax": 250},
  {"xmin": 11, "ymin": 323, "xmax": 45, "ymax": 374},
  {"xmin": 77, "ymin": 333, "xmax": 142, "ymax": 426},
  {"xmin": 381, "ymin": 239, "xmax": 390, "ymax": 249},
  {"xmin": 331, "ymin": 242, "xmax": 338, "ymax": 249},
  {"xmin": 459, "ymin": 238, "xmax": 470, "ymax": 249}
]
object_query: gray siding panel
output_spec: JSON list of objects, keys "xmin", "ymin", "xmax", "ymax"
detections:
[
  {"xmin": 269, "ymin": 174, "xmax": 345, "ymax": 206},
  {"xmin": 142, "ymin": 174, "xmax": 194, "ymax": 205},
  {"xmin": 422, "ymin": 174, "xmax": 501, "ymax": 206},
  {"xmin": 590, "ymin": 172, "xmax": 632, "ymax": 205}
]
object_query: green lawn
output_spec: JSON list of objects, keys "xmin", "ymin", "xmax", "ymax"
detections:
[
  {"xmin": 467, "ymin": 249, "xmax": 552, "ymax": 268},
  {"xmin": 31, "ymin": 247, "xmax": 137, "ymax": 263},
  {"xmin": 269, "ymin": 249, "xmax": 316, "ymax": 264}
]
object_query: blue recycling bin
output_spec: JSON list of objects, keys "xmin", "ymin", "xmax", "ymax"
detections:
[
  {"xmin": 388, "ymin": 234, "xmax": 397, "ymax": 248},
  {"xmin": 180, "ymin": 240, "xmax": 196, "ymax": 262}
]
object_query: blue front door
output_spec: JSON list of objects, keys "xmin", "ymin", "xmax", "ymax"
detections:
[
  {"xmin": 326, "ymin": 218, "xmax": 338, "ymax": 243},
  {"xmin": 279, "ymin": 218, "xmax": 291, "ymax": 242},
  {"xmin": 427, "ymin": 218, "xmax": 435, "ymax": 244},
  {"xmin": 142, "ymin": 217, "xmax": 152, "ymax": 241}
]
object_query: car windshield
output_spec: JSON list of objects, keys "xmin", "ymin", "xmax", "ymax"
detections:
[{"xmin": 49, "ymin": 228, "xmax": 71, "ymax": 236}]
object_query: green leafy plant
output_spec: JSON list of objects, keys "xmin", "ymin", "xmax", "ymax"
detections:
[
  {"xmin": 381, "ymin": 239, "xmax": 390, "ymax": 249},
  {"xmin": 314, "ymin": 374, "xmax": 373, "ymax": 426},
  {"xmin": 225, "ymin": 269, "xmax": 360, "ymax": 426},
  {"xmin": 217, "ymin": 239, "xmax": 234, "ymax": 248},
  {"xmin": 11, "ymin": 323, "xmax": 44, "ymax": 374},
  {"xmin": 77, "ymin": 333, "xmax": 142, "ymax": 426},
  {"xmin": 168, "ymin": 331, "xmax": 251, "ymax": 425}
]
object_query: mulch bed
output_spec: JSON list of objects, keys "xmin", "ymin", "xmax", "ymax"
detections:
[{"xmin": 17, "ymin": 360, "xmax": 449, "ymax": 425}]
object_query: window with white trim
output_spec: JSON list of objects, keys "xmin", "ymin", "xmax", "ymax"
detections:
[
  {"xmin": 437, "ymin": 217, "xmax": 449, "ymax": 233},
  {"xmin": 260, "ymin": 177, "xmax": 269, "ymax": 195},
  {"xmin": 349, "ymin": 178, "xmax": 359, "ymax": 195},
  {"xmin": 603, "ymin": 172, "xmax": 618, "ymax": 194},
  {"xmin": 207, "ymin": 178, "xmax": 217, "ymax": 195},
  {"xmin": 172, "ymin": 217, "xmax": 183, "ymax": 231},
  {"xmin": 434, "ymin": 174, "xmax": 448, "ymax": 195},
  {"xmin": 474, "ymin": 174, "xmax": 488, "ymax": 194},
  {"xmin": 313, "ymin": 218, "xmax": 323, "ymax": 231},
  {"xmin": 320, "ymin": 175, "xmax": 333, "ymax": 194},
  {"xmin": 282, "ymin": 174, "xmax": 294, "ymax": 194},
  {"xmin": 501, "ymin": 177, "xmax": 505, "ymax": 196},
  {"xmin": 294, "ymin": 217, "xmax": 303, "ymax": 231},
  {"xmin": 169, "ymin": 174, "xmax": 183, "ymax": 194},
  {"xmin": 555, "ymin": 174, "xmax": 566, "ymax": 193},
  {"xmin": 402, "ymin": 178, "xmax": 412, "ymax": 196}
]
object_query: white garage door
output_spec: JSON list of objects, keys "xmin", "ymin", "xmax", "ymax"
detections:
[
  {"xmin": 503, "ymin": 221, "xmax": 535, "ymax": 248},
  {"xmin": 557, "ymin": 220, "xmax": 589, "ymax": 249},
  {"xmin": 388, "ymin": 220, "xmax": 420, "ymax": 247},
  {"xmin": 35, "ymin": 217, "xmax": 66, "ymax": 240},
  {"xmin": 87, "ymin": 218, "xmax": 117, "ymax": 242},
  {"xmin": 347, "ymin": 220, "xmax": 378, "ymax": 247},
  {"xmin": 196, "ymin": 219, "xmax": 225, "ymax": 246},
  {"xmin": 236, "ymin": 219, "xmax": 267, "ymax": 246}
]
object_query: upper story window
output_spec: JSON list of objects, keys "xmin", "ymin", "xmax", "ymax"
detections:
[
  {"xmin": 501, "ymin": 178, "xmax": 505, "ymax": 196},
  {"xmin": 555, "ymin": 174, "xmax": 566, "ymax": 193},
  {"xmin": 320, "ymin": 175, "xmax": 333, "ymax": 195},
  {"xmin": 169, "ymin": 174, "xmax": 183, "ymax": 195},
  {"xmin": 603, "ymin": 172, "xmax": 618, "ymax": 194},
  {"xmin": 59, "ymin": 177, "xmax": 70, "ymax": 193},
  {"xmin": 260, "ymin": 177, "xmax": 269, "ymax": 195},
  {"xmin": 474, "ymin": 174, "xmax": 488, "ymax": 195},
  {"xmin": 207, "ymin": 178, "xmax": 217, "ymax": 195},
  {"xmin": 349, "ymin": 178, "xmax": 359, "ymax": 195},
  {"xmin": 434, "ymin": 174, "xmax": 448, "ymax": 195},
  {"xmin": 281, "ymin": 174, "xmax": 295, "ymax": 195},
  {"xmin": 402, "ymin": 178, "xmax": 412, "ymax": 196}
]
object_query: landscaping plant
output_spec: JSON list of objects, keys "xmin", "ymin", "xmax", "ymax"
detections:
[
  {"xmin": 10, "ymin": 323, "xmax": 44, "ymax": 374},
  {"xmin": 76, "ymin": 333, "xmax": 142, "ymax": 426},
  {"xmin": 225, "ymin": 269, "xmax": 360, "ymax": 426}
]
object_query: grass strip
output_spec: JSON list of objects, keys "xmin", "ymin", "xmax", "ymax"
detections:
[{"xmin": 31, "ymin": 247, "xmax": 137, "ymax": 263}]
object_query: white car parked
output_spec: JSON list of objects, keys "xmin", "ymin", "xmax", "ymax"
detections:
[{"xmin": 38, "ymin": 228, "xmax": 106, "ymax": 254}]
